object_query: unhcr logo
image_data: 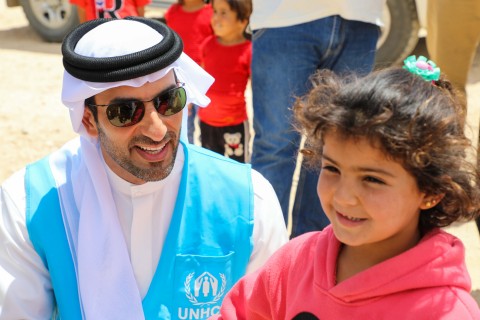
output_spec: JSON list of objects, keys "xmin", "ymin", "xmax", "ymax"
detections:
[
  {"xmin": 184, "ymin": 272, "xmax": 226, "ymax": 305},
  {"xmin": 177, "ymin": 272, "xmax": 226, "ymax": 319}
]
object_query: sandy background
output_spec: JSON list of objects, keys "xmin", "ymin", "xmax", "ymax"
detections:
[{"xmin": 1, "ymin": 3, "xmax": 480, "ymax": 305}]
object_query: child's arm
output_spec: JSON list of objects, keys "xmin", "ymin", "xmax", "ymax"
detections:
[
  {"xmin": 76, "ymin": 6, "xmax": 86, "ymax": 23},
  {"xmin": 210, "ymin": 270, "xmax": 274, "ymax": 320},
  {"xmin": 134, "ymin": 0, "xmax": 151, "ymax": 17},
  {"xmin": 136, "ymin": 6, "xmax": 145, "ymax": 17},
  {"xmin": 210, "ymin": 237, "xmax": 302, "ymax": 320},
  {"xmin": 69, "ymin": 0, "xmax": 86, "ymax": 24}
]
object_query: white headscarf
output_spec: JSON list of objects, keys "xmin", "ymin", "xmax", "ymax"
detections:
[{"xmin": 53, "ymin": 19, "xmax": 214, "ymax": 319}]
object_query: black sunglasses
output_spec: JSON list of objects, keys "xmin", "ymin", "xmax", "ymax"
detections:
[{"xmin": 87, "ymin": 83, "xmax": 187, "ymax": 127}]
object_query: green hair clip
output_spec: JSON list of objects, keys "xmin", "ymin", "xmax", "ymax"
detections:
[{"xmin": 403, "ymin": 55, "xmax": 441, "ymax": 82}]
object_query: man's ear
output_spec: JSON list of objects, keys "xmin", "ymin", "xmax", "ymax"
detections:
[
  {"xmin": 82, "ymin": 107, "xmax": 99, "ymax": 138},
  {"xmin": 420, "ymin": 194, "xmax": 446, "ymax": 210}
]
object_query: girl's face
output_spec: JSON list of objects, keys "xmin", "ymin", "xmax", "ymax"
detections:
[
  {"xmin": 318, "ymin": 132, "xmax": 431, "ymax": 256},
  {"xmin": 211, "ymin": 0, "xmax": 248, "ymax": 43}
]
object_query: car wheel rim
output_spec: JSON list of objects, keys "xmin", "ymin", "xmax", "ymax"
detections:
[
  {"xmin": 377, "ymin": 4, "xmax": 392, "ymax": 49},
  {"xmin": 28, "ymin": 0, "xmax": 73, "ymax": 29}
]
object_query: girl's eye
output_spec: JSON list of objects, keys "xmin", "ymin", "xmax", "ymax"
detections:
[
  {"xmin": 322, "ymin": 165, "xmax": 339, "ymax": 174},
  {"xmin": 364, "ymin": 176, "xmax": 385, "ymax": 184}
]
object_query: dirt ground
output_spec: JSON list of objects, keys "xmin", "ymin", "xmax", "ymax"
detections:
[{"xmin": 1, "ymin": 3, "xmax": 480, "ymax": 305}]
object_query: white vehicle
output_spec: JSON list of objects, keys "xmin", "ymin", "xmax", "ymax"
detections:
[
  {"xmin": 4, "ymin": 0, "xmax": 173, "ymax": 42},
  {"xmin": 6, "ymin": 0, "xmax": 426, "ymax": 66},
  {"xmin": 376, "ymin": 0, "xmax": 427, "ymax": 66},
  {"xmin": 5, "ymin": 0, "xmax": 79, "ymax": 42}
]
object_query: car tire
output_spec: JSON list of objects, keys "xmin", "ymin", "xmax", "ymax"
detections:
[
  {"xmin": 20, "ymin": 0, "xmax": 79, "ymax": 42},
  {"xmin": 375, "ymin": 0, "xmax": 420, "ymax": 67}
]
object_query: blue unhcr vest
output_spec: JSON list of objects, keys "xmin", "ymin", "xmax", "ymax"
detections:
[{"xmin": 25, "ymin": 143, "xmax": 254, "ymax": 320}]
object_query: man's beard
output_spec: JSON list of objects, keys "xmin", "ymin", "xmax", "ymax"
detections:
[{"xmin": 98, "ymin": 127, "xmax": 179, "ymax": 182}]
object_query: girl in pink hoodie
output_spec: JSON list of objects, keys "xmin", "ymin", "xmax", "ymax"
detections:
[{"xmin": 211, "ymin": 56, "xmax": 480, "ymax": 319}]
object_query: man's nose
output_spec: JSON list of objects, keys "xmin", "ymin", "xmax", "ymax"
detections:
[{"xmin": 138, "ymin": 103, "xmax": 168, "ymax": 140}]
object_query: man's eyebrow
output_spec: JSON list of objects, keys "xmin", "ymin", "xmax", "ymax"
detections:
[
  {"xmin": 109, "ymin": 84, "xmax": 177, "ymax": 103},
  {"xmin": 322, "ymin": 154, "xmax": 396, "ymax": 177}
]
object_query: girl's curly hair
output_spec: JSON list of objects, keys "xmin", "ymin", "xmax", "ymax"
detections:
[{"xmin": 294, "ymin": 68, "xmax": 480, "ymax": 232}]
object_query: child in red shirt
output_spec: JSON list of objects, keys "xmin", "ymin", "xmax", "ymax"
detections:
[
  {"xmin": 71, "ymin": 0, "xmax": 150, "ymax": 23},
  {"xmin": 165, "ymin": 0, "xmax": 214, "ymax": 143},
  {"xmin": 198, "ymin": 0, "xmax": 252, "ymax": 163}
]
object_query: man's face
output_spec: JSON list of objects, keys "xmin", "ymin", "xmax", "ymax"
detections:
[{"xmin": 82, "ymin": 70, "xmax": 183, "ymax": 184}]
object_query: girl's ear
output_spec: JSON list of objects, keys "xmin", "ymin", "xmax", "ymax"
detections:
[
  {"xmin": 82, "ymin": 107, "xmax": 99, "ymax": 138},
  {"xmin": 420, "ymin": 194, "xmax": 446, "ymax": 210}
]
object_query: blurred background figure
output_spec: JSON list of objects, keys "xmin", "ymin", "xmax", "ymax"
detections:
[
  {"xmin": 427, "ymin": 0, "xmax": 480, "ymax": 97},
  {"xmin": 249, "ymin": 0, "xmax": 386, "ymax": 237},
  {"xmin": 426, "ymin": 0, "xmax": 480, "ymax": 234},
  {"xmin": 165, "ymin": 0, "xmax": 213, "ymax": 143},
  {"xmin": 198, "ymin": 0, "xmax": 252, "ymax": 163},
  {"xmin": 71, "ymin": 0, "xmax": 150, "ymax": 22}
]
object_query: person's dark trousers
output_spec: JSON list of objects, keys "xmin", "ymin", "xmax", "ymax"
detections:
[{"xmin": 250, "ymin": 16, "xmax": 380, "ymax": 238}]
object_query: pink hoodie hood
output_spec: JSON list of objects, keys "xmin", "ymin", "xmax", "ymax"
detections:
[
  {"xmin": 319, "ymin": 227, "xmax": 471, "ymax": 303},
  {"xmin": 214, "ymin": 226, "xmax": 480, "ymax": 319}
]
